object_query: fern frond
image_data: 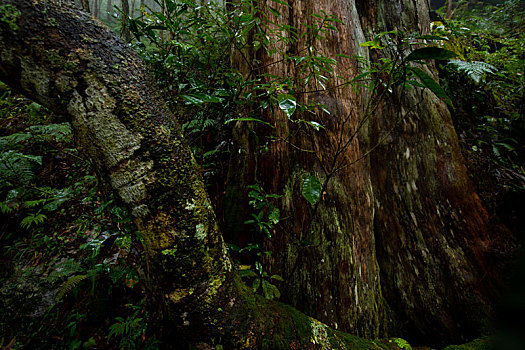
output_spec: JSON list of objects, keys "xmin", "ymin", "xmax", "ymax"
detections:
[
  {"xmin": 0, "ymin": 150, "xmax": 42, "ymax": 186},
  {"xmin": 0, "ymin": 132, "xmax": 31, "ymax": 151},
  {"xmin": 448, "ymin": 59, "xmax": 497, "ymax": 83},
  {"xmin": 55, "ymin": 274, "xmax": 88, "ymax": 303},
  {"xmin": 29, "ymin": 123, "xmax": 73, "ymax": 143},
  {"xmin": 202, "ymin": 118, "xmax": 218, "ymax": 129},
  {"xmin": 20, "ymin": 212, "xmax": 47, "ymax": 229},
  {"xmin": 0, "ymin": 201, "xmax": 13, "ymax": 214},
  {"xmin": 47, "ymin": 259, "xmax": 83, "ymax": 282}
]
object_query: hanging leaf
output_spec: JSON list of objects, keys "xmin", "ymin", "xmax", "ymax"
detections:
[
  {"xmin": 301, "ymin": 175, "xmax": 322, "ymax": 205},
  {"xmin": 277, "ymin": 94, "xmax": 297, "ymax": 118},
  {"xmin": 409, "ymin": 67, "xmax": 453, "ymax": 107},
  {"xmin": 305, "ymin": 121, "xmax": 324, "ymax": 131},
  {"xmin": 405, "ymin": 47, "xmax": 457, "ymax": 62},
  {"xmin": 181, "ymin": 95, "xmax": 203, "ymax": 105},
  {"xmin": 224, "ymin": 117, "xmax": 271, "ymax": 126}
]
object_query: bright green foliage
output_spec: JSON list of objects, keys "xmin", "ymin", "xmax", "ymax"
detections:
[
  {"xmin": 228, "ymin": 183, "xmax": 283, "ymax": 300},
  {"xmin": 0, "ymin": 4, "xmax": 20, "ymax": 31}
]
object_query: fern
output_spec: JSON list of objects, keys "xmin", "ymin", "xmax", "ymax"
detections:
[
  {"xmin": 47, "ymin": 259, "xmax": 84, "ymax": 282},
  {"xmin": 29, "ymin": 123, "xmax": 72, "ymax": 143},
  {"xmin": 0, "ymin": 132, "xmax": 32, "ymax": 151},
  {"xmin": 0, "ymin": 150, "xmax": 42, "ymax": 187},
  {"xmin": 448, "ymin": 59, "xmax": 497, "ymax": 83},
  {"xmin": 55, "ymin": 274, "xmax": 88, "ymax": 303},
  {"xmin": 20, "ymin": 211, "xmax": 47, "ymax": 229}
]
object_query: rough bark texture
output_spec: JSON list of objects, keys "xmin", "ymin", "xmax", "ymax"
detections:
[
  {"xmin": 0, "ymin": 1, "xmax": 409, "ymax": 348},
  {"xmin": 225, "ymin": 0, "xmax": 500, "ymax": 345},
  {"xmin": 226, "ymin": 0, "xmax": 383, "ymax": 337},
  {"xmin": 360, "ymin": 0, "xmax": 497, "ymax": 344}
]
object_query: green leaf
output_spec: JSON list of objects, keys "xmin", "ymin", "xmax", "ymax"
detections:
[
  {"xmin": 301, "ymin": 175, "xmax": 322, "ymax": 205},
  {"xmin": 359, "ymin": 40, "xmax": 384, "ymax": 50},
  {"xmin": 405, "ymin": 47, "xmax": 457, "ymax": 61},
  {"xmin": 181, "ymin": 95, "xmax": 203, "ymax": 104},
  {"xmin": 409, "ymin": 67, "xmax": 453, "ymax": 107},
  {"xmin": 239, "ymin": 269, "xmax": 257, "ymax": 278},
  {"xmin": 305, "ymin": 120, "xmax": 324, "ymax": 131},
  {"xmin": 268, "ymin": 207, "xmax": 280, "ymax": 224},
  {"xmin": 277, "ymin": 94, "xmax": 297, "ymax": 118},
  {"xmin": 252, "ymin": 279, "xmax": 261, "ymax": 292},
  {"xmin": 271, "ymin": 0, "xmax": 291, "ymax": 7},
  {"xmin": 447, "ymin": 59, "xmax": 496, "ymax": 84},
  {"xmin": 270, "ymin": 274, "xmax": 284, "ymax": 281},
  {"xmin": 225, "ymin": 117, "xmax": 271, "ymax": 126}
]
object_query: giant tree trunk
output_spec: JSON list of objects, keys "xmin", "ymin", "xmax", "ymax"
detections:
[
  {"xmin": 225, "ymin": 0, "xmax": 502, "ymax": 345},
  {"xmin": 0, "ymin": 0, "xmax": 408, "ymax": 348},
  {"xmin": 361, "ymin": 0, "xmax": 499, "ymax": 343},
  {"xmin": 226, "ymin": 0, "xmax": 383, "ymax": 337}
]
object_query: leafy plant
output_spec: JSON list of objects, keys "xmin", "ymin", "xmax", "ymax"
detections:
[
  {"xmin": 241, "ymin": 261, "xmax": 283, "ymax": 301},
  {"xmin": 433, "ymin": 0, "xmax": 524, "ymax": 173},
  {"xmin": 108, "ymin": 303, "xmax": 159, "ymax": 350},
  {"xmin": 244, "ymin": 184, "xmax": 282, "ymax": 239},
  {"xmin": 447, "ymin": 59, "xmax": 497, "ymax": 84}
]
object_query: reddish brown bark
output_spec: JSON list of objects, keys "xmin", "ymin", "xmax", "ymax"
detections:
[{"xmin": 226, "ymin": 0, "xmax": 503, "ymax": 345}]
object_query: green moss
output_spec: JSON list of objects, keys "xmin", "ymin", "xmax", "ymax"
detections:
[
  {"xmin": 0, "ymin": 4, "xmax": 21, "ymax": 31},
  {"xmin": 444, "ymin": 337, "xmax": 493, "ymax": 350}
]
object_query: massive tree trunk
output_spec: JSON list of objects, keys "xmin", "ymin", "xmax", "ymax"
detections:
[
  {"xmin": 225, "ymin": 0, "xmax": 503, "ymax": 345},
  {"xmin": 0, "ymin": 0, "xmax": 408, "ymax": 348},
  {"xmin": 226, "ymin": 0, "xmax": 382, "ymax": 338}
]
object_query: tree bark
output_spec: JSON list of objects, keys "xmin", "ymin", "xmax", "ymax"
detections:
[
  {"xmin": 0, "ymin": 0, "xmax": 407, "ymax": 348},
  {"xmin": 92, "ymin": 0, "xmax": 99, "ymax": 18},
  {"xmin": 226, "ymin": 0, "xmax": 383, "ymax": 337},
  {"xmin": 106, "ymin": 0, "xmax": 112, "ymax": 22},
  {"xmin": 119, "ymin": 0, "xmax": 131, "ymax": 42},
  {"xmin": 225, "ymin": 0, "xmax": 503, "ymax": 345}
]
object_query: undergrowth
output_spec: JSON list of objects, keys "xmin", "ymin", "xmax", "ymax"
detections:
[{"xmin": 0, "ymin": 82, "xmax": 159, "ymax": 349}]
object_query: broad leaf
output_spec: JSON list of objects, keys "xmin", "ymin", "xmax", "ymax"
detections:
[
  {"xmin": 301, "ymin": 175, "xmax": 322, "ymax": 205},
  {"xmin": 405, "ymin": 47, "xmax": 457, "ymax": 62},
  {"xmin": 277, "ymin": 94, "xmax": 297, "ymax": 118},
  {"xmin": 410, "ymin": 67, "xmax": 453, "ymax": 107},
  {"xmin": 305, "ymin": 121, "xmax": 324, "ymax": 131}
]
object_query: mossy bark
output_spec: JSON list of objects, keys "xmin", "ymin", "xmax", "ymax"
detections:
[
  {"xmin": 361, "ymin": 0, "xmax": 500, "ymax": 345},
  {"xmin": 226, "ymin": 0, "xmax": 384, "ymax": 337},
  {"xmin": 226, "ymin": 0, "xmax": 502, "ymax": 346},
  {"xmin": 0, "ymin": 1, "xmax": 412, "ymax": 348}
]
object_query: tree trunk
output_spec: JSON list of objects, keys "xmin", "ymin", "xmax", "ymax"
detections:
[
  {"xmin": 92, "ymin": 0, "xmax": 99, "ymax": 18},
  {"xmin": 225, "ymin": 0, "xmax": 504, "ymax": 345},
  {"xmin": 226, "ymin": 0, "xmax": 382, "ymax": 337},
  {"xmin": 0, "ymin": 0, "xmax": 407, "ymax": 348},
  {"xmin": 120, "ymin": 0, "xmax": 131, "ymax": 42},
  {"xmin": 106, "ymin": 0, "xmax": 112, "ymax": 22}
]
